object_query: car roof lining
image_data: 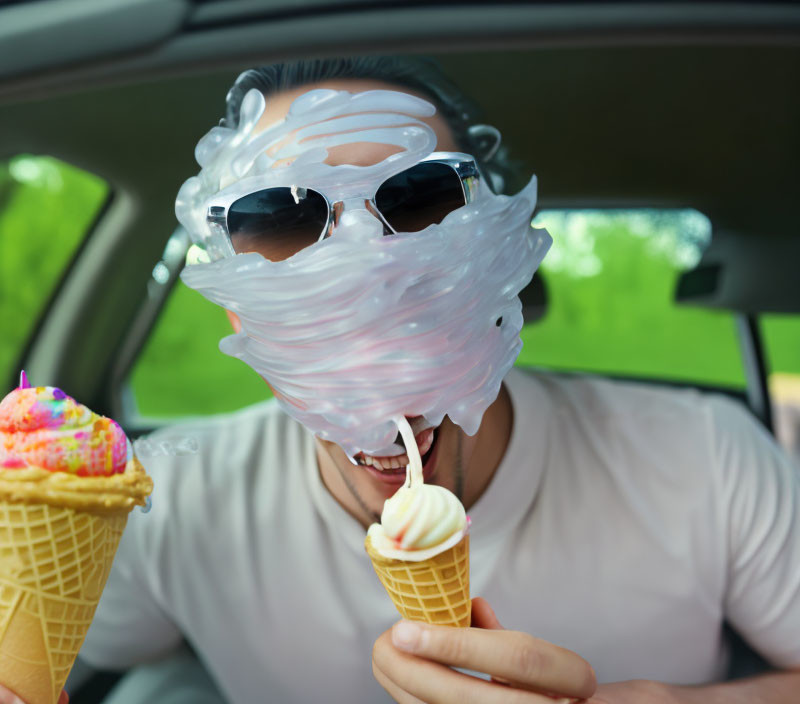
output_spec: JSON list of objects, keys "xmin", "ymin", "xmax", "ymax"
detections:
[
  {"xmin": 2, "ymin": 1, "xmax": 799, "ymax": 101},
  {"xmin": 2, "ymin": 44, "xmax": 796, "ymax": 233},
  {"xmin": 2, "ymin": 2, "xmax": 798, "ymax": 407}
]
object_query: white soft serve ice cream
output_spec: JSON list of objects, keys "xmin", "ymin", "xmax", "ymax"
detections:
[{"xmin": 367, "ymin": 416, "xmax": 468, "ymax": 561}]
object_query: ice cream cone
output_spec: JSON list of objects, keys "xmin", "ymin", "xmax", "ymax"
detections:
[
  {"xmin": 365, "ymin": 532, "xmax": 471, "ymax": 627},
  {"xmin": 0, "ymin": 456, "xmax": 152, "ymax": 704}
]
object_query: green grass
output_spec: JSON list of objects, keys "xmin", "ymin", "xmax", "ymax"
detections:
[{"xmin": 0, "ymin": 157, "xmax": 108, "ymax": 388}]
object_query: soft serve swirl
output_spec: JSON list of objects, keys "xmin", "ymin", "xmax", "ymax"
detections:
[
  {"xmin": 0, "ymin": 382, "xmax": 128, "ymax": 476},
  {"xmin": 367, "ymin": 416, "xmax": 467, "ymax": 560},
  {"xmin": 380, "ymin": 483, "xmax": 466, "ymax": 550}
]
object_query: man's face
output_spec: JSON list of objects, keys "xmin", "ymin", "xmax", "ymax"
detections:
[
  {"xmin": 232, "ymin": 78, "xmax": 460, "ymax": 261},
  {"xmin": 226, "ymin": 78, "xmax": 505, "ymax": 522}
]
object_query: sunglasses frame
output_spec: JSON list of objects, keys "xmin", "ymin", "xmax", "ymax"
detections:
[{"xmin": 205, "ymin": 151, "xmax": 482, "ymax": 255}]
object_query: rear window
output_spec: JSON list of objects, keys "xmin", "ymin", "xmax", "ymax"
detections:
[
  {"xmin": 129, "ymin": 278, "xmax": 271, "ymax": 419},
  {"xmin": 522, "ymin": 209, "xmax": 745, "ymax": 388},
  {"xmin": 763, "ymin": 315, "xmax": 800, "ymax": 462},
  {"xmin": 0, "ymin": 156, "xmax": 108, "ymax": 385},
  {"xmin": 128, "ymin": 207, "xmax": 745, "ymax": 422}
]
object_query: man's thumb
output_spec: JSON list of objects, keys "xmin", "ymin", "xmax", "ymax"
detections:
[{"xmin": 470, "ymin": 597, "xmax": 504, "ymax": 629}]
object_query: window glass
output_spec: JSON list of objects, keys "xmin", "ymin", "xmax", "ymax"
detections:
[
  {"xmin": 129, "ymin": 281, "xmax": 272, "ymax": 420},
  {"xmin": 130, "ymin": 208, "xmax": 747, "ymax": 422},
  {"xmin": 519, "ymin": 210, "xmax": 746, "ymax": 388},
  {"xmin": 0, "ymin": 156, "xmax": 108, "ymax": 384},
  {"xmin": 762, "ymin": 315, "xmax": 800, "ymax": 462}
]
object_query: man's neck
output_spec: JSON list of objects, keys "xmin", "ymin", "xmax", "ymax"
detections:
[{"xmin": 461, "ymin": 382, "xmax": 514, "ymax": 513}]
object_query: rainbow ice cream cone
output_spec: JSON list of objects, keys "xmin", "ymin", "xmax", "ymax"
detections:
[
  {"xmin": 0, "ymin": 374, "xmax": 152, "ymax": 704},
  {"xmin": 365, "ymin": 418, "xmax": 471, "ymax": 627}
]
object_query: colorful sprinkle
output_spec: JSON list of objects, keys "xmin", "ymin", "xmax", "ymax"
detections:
[{"xmin": 0, "ymin": 385, "xmax": 128, "ymax": 476}]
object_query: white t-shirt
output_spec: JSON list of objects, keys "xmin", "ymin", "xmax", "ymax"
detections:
[{"xmin": 80, "ymin": 368, "xmax": 800, "ymax": 703}]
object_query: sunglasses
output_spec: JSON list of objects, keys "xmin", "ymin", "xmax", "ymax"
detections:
[{"xmin": 206, "ymin": 152, "xmax": 481, "ymax": 260}]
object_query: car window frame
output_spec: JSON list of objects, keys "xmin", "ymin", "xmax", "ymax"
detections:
[{"xmin": 2, "ymin": 158, "xmax": 114, "ymax": 392}]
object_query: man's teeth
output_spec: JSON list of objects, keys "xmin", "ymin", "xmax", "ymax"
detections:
[
  {"xmin": 362, "ymin": 454, "xmax": 407, "ymax": 471},
  {"xmin": 358, "ymin": 428, "xmax": 435, "ymax": 471}
]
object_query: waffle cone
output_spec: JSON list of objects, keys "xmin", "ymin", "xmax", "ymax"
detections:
[
  {"xmin": 0, "ymin": 457, "xmax": 152, "ymax": 704},
  {"xmin": 365, "ymin": 533, "xmax": 470, "ymax": 628}
]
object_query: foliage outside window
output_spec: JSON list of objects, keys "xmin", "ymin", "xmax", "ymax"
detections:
[
  {"xmin": 763, "ymin": 315, "xmax": 800, "ymax": 462},
  {"xmin": 130, "ymin": 209, "xmax": 751, "ymax": 420},
  {"xmin": 130, "ymin": 283, "xmax": 271, "ymax": 419},
  {"xmin": 521, "ymin": 209, "xmax": 746, "ymax": 388},
  {"xmin": 0, "ymin": 156, "xmax": 108, "ymax": 387}
]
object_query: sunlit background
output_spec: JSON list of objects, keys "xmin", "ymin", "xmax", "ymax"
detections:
[{"xmin": 2, "ymin": 154, "xmax": 799, "ymax": 461}]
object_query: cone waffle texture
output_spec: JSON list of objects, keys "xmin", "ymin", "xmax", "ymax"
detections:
[
  {"xmin": 0, "ymin": 457, "xmax": 152, "ymax": 704},
  {"xmin": 365, "ymin": 533, "xmax": 470, "ymax": 627}
]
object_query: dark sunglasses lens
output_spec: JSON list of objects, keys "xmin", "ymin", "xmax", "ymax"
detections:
[
  {"xmin": 374, "ymin": 162, "xmax": 465, "ymax": 233},
  {"xmin": 227, "ymin": 187, "xmax": 328, "ymax": 260}
]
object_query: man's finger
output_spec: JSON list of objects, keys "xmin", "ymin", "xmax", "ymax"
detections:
[
  {"xmin": 471, "ymin": 597, "xmax": 503, "ymax": 629},
  {"xmin": 375, "ymin": 633, "xmax": 561, "ymax": 704},
  {"xmin": 391, "ymin": 620, "xmax": 596, "ymax": 700},
  {"xmin": 372, "ymin": 658, "xmax": 426, "ymax": 704},
  {"xmin": 375, "ymin": 629, "xmax": 558, "ymax": 704},
  {"xmin": 0, "ymin": 684, "xmax": 67, "ymax": 704},
  {"xmin": 0, "ymin": 685, "xmax": 24, "ymax": 704}
]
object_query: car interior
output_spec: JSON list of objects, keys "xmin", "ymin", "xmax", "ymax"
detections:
[{"xmin": 1, "ymin": 1, "xmax": 798, "ymax": 701}]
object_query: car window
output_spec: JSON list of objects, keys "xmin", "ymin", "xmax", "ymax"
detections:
[
  {"xmin": 128, "ymin": 208, "xmax": 745, "ymax": 423},
  {"xmin": 762, "ymin": 315, "xmax": 800, "ymax": 463},
  {"xmin": 522, "ymin": 209, "xmax": 746, "ymax": 389},
  {"xmin": 129, "ymin": 277, "xmax": 272, "ymax": 420},
  {"xmin": 0, "ymin": 155, "xmax": 108, "ymax": 385}
]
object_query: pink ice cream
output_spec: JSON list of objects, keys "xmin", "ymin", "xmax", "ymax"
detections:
[{"xmin": 0, "ymin": 375, "xmax": 128, "ymax": 477}]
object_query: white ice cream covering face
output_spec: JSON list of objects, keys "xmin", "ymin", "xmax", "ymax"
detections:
[{"xmin": 176, "ymin": 87, "xmax": 552, "ymax": 459}]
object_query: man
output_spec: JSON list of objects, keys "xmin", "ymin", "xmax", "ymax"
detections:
[{"xmin": 62, "ymin": 57, "xmax": 800, "ymax": 703}]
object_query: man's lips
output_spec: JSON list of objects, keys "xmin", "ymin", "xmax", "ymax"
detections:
[
  {"xmin": 354, "ymin": 427, "xmax": 435, "ymax": 471},
  {"xmin": 360, "ymin": 428, "xmax": 440, "ymax": 486}
]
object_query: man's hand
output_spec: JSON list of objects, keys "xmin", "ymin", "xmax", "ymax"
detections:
[
  {"xmin": 372, "ymin": 597, "xmax": 601, "ymax": 703},
  {"xmin": 372, "ymin": 598, "xmax": 683, "ymax": 704},
  {"xmin": 0, "ymin": 685, "xmax": 68, "ymax": 704}
]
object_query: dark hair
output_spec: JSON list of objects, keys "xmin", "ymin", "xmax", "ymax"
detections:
[{"xmin": 223, "ymin": 56, "xmax": 523, "ymax": 193}]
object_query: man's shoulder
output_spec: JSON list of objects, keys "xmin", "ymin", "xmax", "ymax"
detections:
[
  {"xmin": 132, "ymin": 397, "xmax": 311, "ymax": 489},
  {"xmin": 123, "ymin": 397, "xmax": 316, "ymax": 552},
  {"xmin": 507, "ymin": 367, "xmax": 759, "ymax": 486},
  {"xmin": 144, "ymin": 395, "xmax": 288, "ymax": 435},
  {"xmin": 509, "ymin": 365, "xmax": 747, "ymax": 427}
]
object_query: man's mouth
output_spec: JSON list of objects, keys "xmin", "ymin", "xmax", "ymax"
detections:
[
  {"xmin": 352, "ymin": 416, "xmax": 441, "ymax": 485},
  {"xmin": 354, "ymin": 426, "xmax": 436, "ymax": 471}
]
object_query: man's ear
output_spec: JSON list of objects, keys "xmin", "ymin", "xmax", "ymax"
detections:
[{"xmin": 225, "ymin": 310, "xmax": 242, "ymax": 333}]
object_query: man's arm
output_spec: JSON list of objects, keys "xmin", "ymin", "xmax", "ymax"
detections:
[
  {"xmin": 709, "ymin": 396, "xmax": 800, "ymax": 670},
  {"xmin": 80, "ymin": 458, "xmax": 183, "ymax": 669}
]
